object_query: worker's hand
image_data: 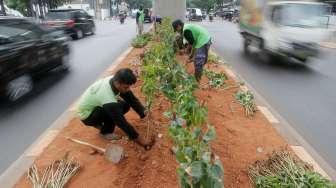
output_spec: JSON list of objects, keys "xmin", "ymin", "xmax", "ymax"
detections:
[
  {"xmin": 184, "ymin": 47, "xmax": 190, "ymax": 55},
  {"xmin": 141, "ymin": 110, "xmax": 150, "ymax": 123},
  {"xmin": 135, "ymin": 135, "xmax": 155, "ymax": 150},
  {"xmin": 141, "ymin": 114, "xmax": 149, "ymax": 123},
  {"xmin": 142, "ymin": 109, "xmax": 149, "ymax": 118}
]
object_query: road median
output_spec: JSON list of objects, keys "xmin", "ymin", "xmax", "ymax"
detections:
[{"xmin": 6, "ymin": 23, "xmax": 336, "ymax": 188}]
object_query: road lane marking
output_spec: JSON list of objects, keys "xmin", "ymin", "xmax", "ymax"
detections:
[
  {"xmin": 319, "ymin": 42, "xmax": 336, "ymax": 49},
  {"xmin": 106, "ymin": 47, "xmax": 133, "ymax": 74},
  {"xmin": 26, "ymin": 130, "xmax": 59, "ymax": 157},
  {"xmin": 257, "ymin": 106, "xmax": 280, "ymax": 124},
  {"xmin": 225, "ymin": 68, "xmax": 238, "ymax": 80},
  {"xmin": 291, "ymin": 146, "xmax": 331, "ymax": 179}
]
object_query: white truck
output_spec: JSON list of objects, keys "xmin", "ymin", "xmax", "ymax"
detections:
[{"xmin": 239, "ymin": 0, "xmax": 331, "ymax": 63}]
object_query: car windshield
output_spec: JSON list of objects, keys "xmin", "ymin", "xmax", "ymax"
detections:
[
  {"xmin": 46, "ymin": 11, "xmax": 74, "ymax": 19},
  {"xmin": 273, "ymin": 4, "xmax": 329, "ymax": 28},
  {"xmin": 0, "ymin": 23, "xmax": 40, "ymax": 45}
]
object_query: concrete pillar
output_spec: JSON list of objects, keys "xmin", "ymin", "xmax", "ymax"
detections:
[
  {"xmin": 153, "ymin": 0, "xmax": 186, "ymax": 21},
  {"xmin": 94, "ymin": 0, "xmax": 111, "ymax": 20}
]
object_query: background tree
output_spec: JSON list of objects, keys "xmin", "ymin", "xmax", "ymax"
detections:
[
  {"xmin": 0, "ymin": 0, "xmax": 6, "ymax": 15},
  {"xmin": 187, "ymin": 0, "xmax": 225, "ymax": 12},
  {"xmin": 6, "ymin": 0, "xmax": 69, "ymax": 16},
  {"xmin": 124, "ymin": 0, "xmax": 152, "ymax": 9},
  {"xmin": 188, "ymin": 0, "xmax": 215, "ymax": 12}
]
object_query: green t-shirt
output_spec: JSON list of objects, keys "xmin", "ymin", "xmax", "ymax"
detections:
[
  {"xmin": 139, "ymin": 10, "xmax": 145, "ymax": 23},
  {"xmin": 77, "ymin": 76, "xmax": 118, "ymax": 120},
  {"xmin": 183, "ymin": 24, "xmax": 211, "ymax": 49}
]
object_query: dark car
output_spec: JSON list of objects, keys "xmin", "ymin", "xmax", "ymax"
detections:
[
  {"xmin": 0, "ymin": 17, "xmax": 70, "ymax": 101},
  {"xmin": 144, "ymin": 8, "xmax": 152, "ymax": 23},
  {"xmin": 44, "ymin": 9, "xmax": 95, "ymax": 40},
  {"xmin": 216, "ymin": 8, "xmax": 234, "ymax": 21},
  {"xmin": 224, "ymin": 9, "xmax": 234, "ymax": 21}
]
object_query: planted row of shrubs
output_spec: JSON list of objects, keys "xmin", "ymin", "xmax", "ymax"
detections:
[{"xmin": 140, "ymin": 18, "xmax": 224, "ymax": 188}]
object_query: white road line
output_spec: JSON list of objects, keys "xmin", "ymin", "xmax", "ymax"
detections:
[
  {"xmin": 257, "ymin": 106, "xmax": 280, "ymax": 124},
  {"xmin": 26, "ymin": 130, "xmax": 59, "ymax": 157},
  {"xmin": 320, "ymin": 42, "xmax": 336, "ymax": 49},
  {"xmin": 291, "ymin": 146, "xmax": 331, "ymax": 179},
  {"xmin": 224, "ymin": 68, "xmax": 238, "ymax": 80},
  {"xmin": 106, "ymin": 47, "xmax": 133, "ymax": 73}
]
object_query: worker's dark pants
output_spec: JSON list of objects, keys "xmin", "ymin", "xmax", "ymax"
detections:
[
  {"xmin": 82, "ymin": 100, "xmax": 139, "ymax": 139},
  {"xmin": 194, "ymin": 41, "xmax": 211, "ymax": 81}
]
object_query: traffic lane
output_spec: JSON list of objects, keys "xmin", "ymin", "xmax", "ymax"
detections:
[
  {"xmin": 0, "ymin": 20, "xmax": 143, "ymax": 173},
  {"xmin": 202, "ymin": 21, "xmax": 336, "ymax": 169},
  {"xmin": 236, "ymin": 51, "xmax": 336, "ymax": 170}
]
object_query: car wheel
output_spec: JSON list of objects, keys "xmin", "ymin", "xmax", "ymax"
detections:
[
  {"xmin": 60, "ymin": 54, "xmax": 70, "ymax": 71},
  {"xmin": 6, "ymin": 74, "xmax": 33, "ymax": 101},
  {"xmin": 90, "ymin": 26, "xmax": 96, "ymax": 35},
  {"xmin": 75, "ymin": 29, "xmax": 83, "ymax": 39},
  {"xmin": 243, "ymin": 38, "xmax": 250, "ymax": 55}
]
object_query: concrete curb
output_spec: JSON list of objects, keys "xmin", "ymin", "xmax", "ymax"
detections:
[
  {"xmin": 0, "ymin": 46, "xmax": 134, "ymax": 188},
  {"xmin": 211, "ymin": 49, "xmax": 336, "ymax": 180},
  {"xmin": 320, "ymin": 42, "xmax": 336, "ymax": 49}
]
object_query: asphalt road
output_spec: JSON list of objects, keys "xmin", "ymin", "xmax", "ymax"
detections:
[
  {"xmin": 201, "ymin": 20, "xmax": 336, "ymax": 173},
  {"xmin": 0, "ymin": 19, "xmax": 145, "ymax": 174}
]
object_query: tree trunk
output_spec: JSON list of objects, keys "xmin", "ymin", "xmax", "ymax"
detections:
[
  {"xmin": 0, "ymin": 0, "xmax": 6, "ymax": 16},
  {"xmin": 27, "ymin": 0, "xmax": 35, "ymax": 17},
  {"xmin": 38, "ymin": 0, "xmax": 44, "ymax": 18},
  {"xmin": 43, "ymin": 1, "xmax": 47, "ymax": 15}
]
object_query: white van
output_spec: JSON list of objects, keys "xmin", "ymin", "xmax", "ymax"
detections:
[
  {"xmin": 188, "ymin": 8, "xmax": 203, "ymax": 21},
  {"xmin": 240, "ymin": 0, "xmax": 331, "ymax": 63}
]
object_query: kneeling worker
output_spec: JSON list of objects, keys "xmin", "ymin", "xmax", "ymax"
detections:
[{"xmin": 77, "ymin": 68, "xmax": 153, "ymax": 149}]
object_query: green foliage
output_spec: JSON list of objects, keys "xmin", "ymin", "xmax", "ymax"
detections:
[
  {"xmin": 235, "ymin": 90, "xmax": 256, "ymax": 117},
  {"xmin": 249, "ymin": 151, "xmax": 336, "ymax": 188},
  {"xmin": 6, "ymin": 0, "xmax": 28, "ymax": 15},
  {"xmin": 204, "ymin": 69, "xmax": 227, "ymax": 89},
  {"xmin": 140, "ymin": 18, "xmax": 224, "ymax": 188},
  {"xmin": 124, "ymin": 0, "xmax": 152, "ymax": 9},
  {"xmin": 6, "ymin": 0, "xmax": 68, "ymax": 16},
  {"xmin": 208, "ymin": 53, "xmax": 222, "ymax": 64},
  {"xmin": 131, "ymin": 33, "xmax": 152, "ymax": 48}
]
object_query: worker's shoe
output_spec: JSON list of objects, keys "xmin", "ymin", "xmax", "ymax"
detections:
[{"xmin": 101, "ymin": 133, "xmax": 122, "ymax": 141}]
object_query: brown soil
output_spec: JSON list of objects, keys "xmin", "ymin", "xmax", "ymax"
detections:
[{"xmin": 15, "ymin": 47, "xmax": 288, "ymax": 188}]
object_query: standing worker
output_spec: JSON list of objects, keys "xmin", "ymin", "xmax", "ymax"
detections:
[
  {"xmin": 77, "ymin": 68, "xmax": 154, "ymax": 150},
  {"xmin": 172, "ymin": 20, "xmax": 212, "ymax": 81},
  {"xmin": 136, "ymin": 6, "xmax": 145, "ymax": 35}
]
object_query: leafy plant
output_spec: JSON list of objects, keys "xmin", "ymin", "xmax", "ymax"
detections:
[
  {"xmin": 131, "ymin": 33, "xmax": 152, "ymax": 48},
  {"xmin": 235, "ymin": 90, "xmax": 256, "ymax": 117},
  {"xmin": 204, "ymin": 69, "xmax": 227, "ymax": 89},
  {"xmin": 140, "ymin": 18, "xmax": 224, "ymax": 188},
  {"xmin": 208, "ymin": 53, "xmax": 222, "ymax": 64},
  {"xmin": 141, "ymin": 44, "xmax": 167, "ymax": 138},
  {"xmin": 249, "ymin": 150, "xmax": 336, "ymax": 188}
]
